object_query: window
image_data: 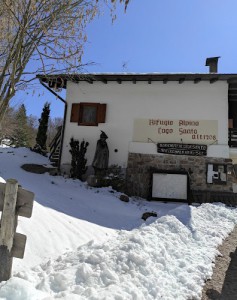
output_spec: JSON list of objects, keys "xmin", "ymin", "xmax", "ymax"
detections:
[
  {"xmin": 81, "ymin": 104, "xmax": 97, "ymax": 124},
  {"xmin": 70, "ymin": 103, "xmax": 106, "ymax": 126}
]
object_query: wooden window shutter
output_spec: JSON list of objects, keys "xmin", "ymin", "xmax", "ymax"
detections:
[
  {"xmin": 70, "ymin": 103, "xmax": 80, "ymax": 122},
  {"xmin": 97, "ymin": 104, "xmax": 107, "ymax": 123}
]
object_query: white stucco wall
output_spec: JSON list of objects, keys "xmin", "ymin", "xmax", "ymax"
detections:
[{"xmin": 61, "ymin": 80, "xmax": 228, "ymax": 171}]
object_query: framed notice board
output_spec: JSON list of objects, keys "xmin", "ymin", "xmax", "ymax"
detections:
[{"xmin": 150, "ymin": 170, "xmax": 191, "ymax": 203}]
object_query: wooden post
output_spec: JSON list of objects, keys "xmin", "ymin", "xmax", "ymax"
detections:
[
  {"xmin": 0, "ymin": 179, "xmax": 18, "ymax": 281},
  {"xmin": 0, "ymin": 179, "xmax": 34, "ymax": 282}
]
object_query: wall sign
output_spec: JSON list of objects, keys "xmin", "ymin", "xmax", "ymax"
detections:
[
  {"xmin": 207, "ymin": 164, "xmax": 227, "ymax": 184},
  {"xmin": 133, "ymin": 118, "xmax": 218, "ymax": 145},
  {"xmin": 157, "ymin": 143, "xmax": 207, "ymax": 156},
  {"xmin": 150, "ymin": 169, "xmax": 191, "ymax": 203}
]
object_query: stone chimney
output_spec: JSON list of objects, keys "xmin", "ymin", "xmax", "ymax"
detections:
[{"xmin": 205, "ymin": 57, "xmax": 220, "ymax": 73}]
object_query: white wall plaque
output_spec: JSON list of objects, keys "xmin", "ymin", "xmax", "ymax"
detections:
[{"xmin": 152, "ymin": 173, "xmax": 188, "ymax": 200}]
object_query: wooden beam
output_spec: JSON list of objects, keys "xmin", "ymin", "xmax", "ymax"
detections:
[
  {"xmin": 85, "ymin": 79, "xmax": 93, "ymax": 84},
  {"xmin": 48, "ymin": 81, "xmax": 56, "ymax": 88},
  {"xmin": 229, "ymin": 84, "xmax": 237, "ymax": 90},
  {"xmin": 228, "ymin": 91, "xmax": 237, "ymax": 95},
  {"xmin": 101, "ymin": 78, "xmax": 107, "ymax": 84},
  {"xmin": 210, "ymin": 78, "xmax": 218, "ymax": 84},
  {"xmin": 0, "ymin": 179, "xmax": 18, "ymax": 282},
  {"xmin": 12, "ymin": 233, "xmax": 26, "ymax": 259},
  {"xmin": 0, "ymin": 183, "xmax": 34, "ymax": 218},
  {"xmin": 16, "ymin": 187, "xmax": 34, "ymax": 218},
  {"xmin": 179, "ymin": 78, "xmax": 185, "ymax": 84},
  {"xmin": 56, "ymin": 78, "xmax": 65, "ymax": 89},
  {"xmin": 228, "ymin": 95, "xmax": 237, "ymax": 101},
  {"xmin": 229, "ymin": 91, "xmax": 237, "ymax": 96},
  {"xmin": 194, "ymin": 78, "xmax": 201, "ymax": 84}
]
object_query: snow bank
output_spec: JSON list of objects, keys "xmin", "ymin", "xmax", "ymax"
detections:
[
  {"xmin": 0, "ymin": 148, "xmax": 236, "ymax": 299},
  {"xmin": 0, "ymin": 203, "xmax": 236, "ymax": 300}
]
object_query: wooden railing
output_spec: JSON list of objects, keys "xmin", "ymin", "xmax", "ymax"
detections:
[
  {"xmin": 49, "ymin": 126, "xmax": 62, "ymax": 162},
  {"xmin": 228, "ymin": 128, "xmax": 237, "ymax": 147}
]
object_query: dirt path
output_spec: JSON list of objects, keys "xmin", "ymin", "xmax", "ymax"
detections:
[{"xmin": 201, "ymin": 225, "xmax": 237, "ymax": 300}]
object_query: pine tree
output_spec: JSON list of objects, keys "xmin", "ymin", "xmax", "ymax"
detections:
[
  {"xmin": 35, "ymin": 102, "xmax": 50, "ymax": 150},
  {"xmin": 14, "ymin": 104, "xmax": 30, "ymax": 147}
]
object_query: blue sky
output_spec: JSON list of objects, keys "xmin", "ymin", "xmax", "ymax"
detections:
[{"xmin": 14, "ymin": 0, "xmax": 237, "ymax": 118}]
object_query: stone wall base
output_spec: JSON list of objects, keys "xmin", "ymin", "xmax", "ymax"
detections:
[
  {"xmin": 192, "ymin": 190, "xmax": 237, "ymax": 206},
  {"xmin": 126, "ymin": 153, "xmax": 237, "ymax": 205}
]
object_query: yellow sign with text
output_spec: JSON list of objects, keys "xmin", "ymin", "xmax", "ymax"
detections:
[{"xmin": 133, "ymin": 118, "xmax": 218, "ymax": 144}]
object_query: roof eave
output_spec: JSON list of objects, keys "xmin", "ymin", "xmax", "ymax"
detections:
[{"xmin": 36, "ymin": 73, "xmax": 237, "ymax": 89}]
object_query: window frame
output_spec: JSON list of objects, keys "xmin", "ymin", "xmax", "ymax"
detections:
[{"xmin": 70, "ymin": 102, "xmax": 107, "ymax": 126}]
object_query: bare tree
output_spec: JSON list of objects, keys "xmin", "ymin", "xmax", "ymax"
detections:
[
  {"xmin": 0, "ymin": 107, "xmax": 18, "ymax": 143},
  {"xmin": 0, "ymin": 0, "xmax": 129, "ymax": 124}
]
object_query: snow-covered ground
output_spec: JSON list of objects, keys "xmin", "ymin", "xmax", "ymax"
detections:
[{"xmin": 0, "ymin": 148, "xmax": 236, "ymax": 300}]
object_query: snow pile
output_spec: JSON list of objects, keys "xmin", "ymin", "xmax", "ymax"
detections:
[
  {"xmin": 0, "ymin": 148, "xmax": 236, "ymax": 299},
  {"xmin": 0, "ymin": 204, "xmax": 237, "ymax": 300}
]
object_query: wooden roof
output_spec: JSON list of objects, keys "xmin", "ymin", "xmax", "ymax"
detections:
[{"xmin": 37, "ymin": 73, "xmax": 237, "ymax": 101}]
